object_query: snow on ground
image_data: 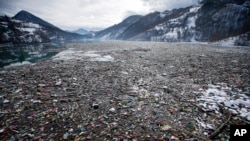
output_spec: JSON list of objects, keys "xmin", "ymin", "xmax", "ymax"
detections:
[
  {"xmin": 154, "ymin": 24, "xmax": 164, "ymax": 31},
  {"xmin": 100, "ymin": 33, "xmax": 111, "ymax": 40},
  {"xmin": 189, "ymin": 5, "xmax": 201, "ymax": 13},
  {"xmin": 168, "ymin": 5, "xmax": 200, "ymax": 24},
  {"xmin": 196, "ymin": 83, "xmax": 250, "ymax": 121},
  {"xmin": 16, "ymin": 27, "xmax": 37, "ymax": 33},
  {"xmin": 211, "ymin": 36, "xmax": 239, "ymax": 47},
  {"xmin": 187, "ymin": 16, "xmax": 197, "ymax": 28},
  {"xmin": 164, "ymin": 28, "xmax": 178, "ymax": 39},
  {"xmin": 22, "ymin": 22, "xmax": 40, "ymax": 28}
]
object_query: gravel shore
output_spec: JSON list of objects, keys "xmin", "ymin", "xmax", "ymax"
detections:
[{"xmin": 1, "ymin": 41, "xmax": 250, "ymax": 140}]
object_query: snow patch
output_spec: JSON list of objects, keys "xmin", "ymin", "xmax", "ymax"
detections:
[
  {"xmin": 17, "ymin": 27, "xmax": 37, "ymax": 33},
  {"xmin": 187, "ymin": 16, "xmax": 197, "ymax": 28},
  {"xmin": 11, "ymin": 19, "xmax": 22, "ymax": 23},
  {"xmin": 211, "ymin": 36, "xmax": 239, "ymax": 47},
  {"xmin": 22, "ymin": 22, "xmax": 40, "ymax": 28},
  {"xmin": 189, "ymin": 5, "xmax": 201, "ymax": 13},
  {"xmin": 155, "ymin": 25, "xmax": 164, "ymax": 31},
  {"xmin": 196, "ymin": 83, "xmax": 250, "ymax": 121},
  {"xmin": 100, "ymin": 33, "xmax": 111, "ymax": 40},
  {"xmin": 164, "ymin": 28, "xmax": 178, "ymax": 39}
]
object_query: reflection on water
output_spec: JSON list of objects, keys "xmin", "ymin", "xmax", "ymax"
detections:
[{"xmin": 0, "ymin": 43, "xmax": 64, "ymax": 68}]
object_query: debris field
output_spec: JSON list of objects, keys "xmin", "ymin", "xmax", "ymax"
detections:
[{"xmin": 1, "ymin": 41, "xmax": 250, "ymax": 140}]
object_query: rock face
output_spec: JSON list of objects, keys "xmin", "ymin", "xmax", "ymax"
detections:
[
  {"xmin": 97, "ymin": 0, "xmax": 250, "ymax": 45},
  {"xmin": 0, "ymin": 11, "xmax": 84, "ymax": 44}
]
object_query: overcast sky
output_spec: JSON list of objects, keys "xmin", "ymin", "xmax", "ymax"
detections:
[{"xmin": 0, "ymin": 0, "xmax": 198, "ymax": 31}]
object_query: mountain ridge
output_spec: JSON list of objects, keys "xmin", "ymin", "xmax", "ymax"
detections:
[
  {"xmin": 0, "ymin": 10, "xmax": 85, "ymax": 44},
  {"xmin": 96, "ymin": 0, "xmax": 250, "ymax": 46},
  {"xmin": 69, "ymin": 28, "xmax": 96, "ymax": 36},
  {"xmin": 95, "ymin": 15, "xmax": 143, "ymax": 40},
  {"xmin": 13, "ymin": 10, "xmax": 59, "ymax": 29},
  {"xmin": 1, "ymin": 1, "xmax": 250, "ymax": 46}
]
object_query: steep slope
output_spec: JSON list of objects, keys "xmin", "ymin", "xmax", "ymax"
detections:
[
  {"xmin": 0, "ymin": 11, "xmax": 84, "ymax": 44},
  {"xmin": 117, "ymin": 8, "xmax": 190, "ymax": 40},
  {"xmin": 129, "ymin": 5, "xmax": 201, "ymax": 42},
  {"xmin": 97, "ymin": 0, "xmax": 250, "ymax": 45},
  {"xmin": 0, "ymin": 15, "xmax": 50, "ymax": 44},
  {"xmin": 195, "ymin": 0, "xmax": 250, "ymax": 41},
  {"xmin": 95, "ymin": 15, "xmax": 142, "ymax": 40},
  {"xmin": 129, "ymin": 0, "xmax": 250, "ymax": 43},
  {"xmin": 13, "ymin": 10, "xmax": 58, "ymax": 29}
]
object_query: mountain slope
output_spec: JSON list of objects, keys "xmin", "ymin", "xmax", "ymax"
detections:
[
  {"xmin": 71, "ymin": 28, "xmax": 91, "ymax": 35},
  {"xmin": 95, "ymin": 15, "xmax": 142, "ymax": 40},
  {"xmin": 13, "ymin": 10, "xmax": 58, "ymax": 29},
  {"xmin": 117, "ymin": 8, "xmax": 190, "ymax": 40},
  {"xmin": 96, "ymin": 0, "xmax": 250, "ymax": 46},
  {"xmin": 0, "ymin": 10, "xmax": 84, "ymax": 44},
  {"xmin": 129, "ymin": 5, "xmax": 200, "ymax": 42},
  {"xmin": 196, "ymin": 0, "xmax": 250, "ymax": 41}
]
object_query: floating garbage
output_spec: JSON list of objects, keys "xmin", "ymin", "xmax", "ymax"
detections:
[
  {"xmin": 55, "ymin": 79, "xmax": 62, "ymax": 86},
  {"xmin": 63, "ymin": 132, "xmax": 69, "ymax": 140},
  {"xmin": 3, "ymin": 99, "xmax": 10, "ymax": 104},
  {"xmin": 92, "ymin": 103, "xmax": 99, "ymax": 109},
  {"xmin": 0, "ymin": 41, "xmax": 249, "ymax": 140},
  {"xmin": 109, "ymin": 108, "xmax": 116, "ymax": 113},
  {"xmin": 38, "ymin": 84, "xmax": 46, "ymax": 87}
]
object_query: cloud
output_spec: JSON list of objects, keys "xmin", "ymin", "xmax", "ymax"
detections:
[
  {"xmin": 0, "ymin": 0, "xmax": 198, "ymax": 30},
  {"xmin": 122, "ymin": 11, "xmax": 142, "ymax": 19},
  {"xmin": 141, "ymin": 0, "xmax": 198, "ymax": 12}
]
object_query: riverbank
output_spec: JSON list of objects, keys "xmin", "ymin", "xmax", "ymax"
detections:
[{"xmin": 1, "ymin": 41, "xmax": 250, "ymax": 140}]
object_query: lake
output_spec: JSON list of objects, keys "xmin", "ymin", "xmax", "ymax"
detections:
[{"xmin": 0, "ymin": 43, "xmax": 65, "ymax": 68}]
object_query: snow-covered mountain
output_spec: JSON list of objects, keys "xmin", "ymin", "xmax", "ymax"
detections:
[
  {"xmin": 97, "ymin": 0, "xmax": 250, "ymax": 46},
  {"xmin": 95, "ymin": 15, "xmax": 142, "ymax": 40},
  {"xmin": 0, "ymin": 10, "xmax": 84, "ymax": 44},
  {"xmin": 126, "ymin": 5, "xmax": 200, "ymax": 42},
  {"xmin": 70, "ymin": 28, "xmax": 93, "ymax": 35},
  {"xmin": 13, "ymin": 10, "xmax": 59, "ymax": 30}
]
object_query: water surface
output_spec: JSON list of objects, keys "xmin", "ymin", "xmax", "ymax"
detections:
[{"xmin": 0, "ymin": 43, "xmax": 64, "ymax": 68}]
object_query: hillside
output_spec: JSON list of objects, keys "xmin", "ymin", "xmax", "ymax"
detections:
[
  {"xmin": 96, "ymin": 0, "xmax": 250, "ymax": 46},
  {"xmin": 0, "ymin": 11, "xmax": 85, "ymax": 44}
]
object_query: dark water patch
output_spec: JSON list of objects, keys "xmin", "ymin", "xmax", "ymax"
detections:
[{"xmin": 0, "ymin": 43, "xmax": 64, "ymax": 68}]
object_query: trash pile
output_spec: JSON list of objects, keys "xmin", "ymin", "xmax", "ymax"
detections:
[{"xmin": 0, "ymin": 41, "xmax": 250, "ymax": 140}]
